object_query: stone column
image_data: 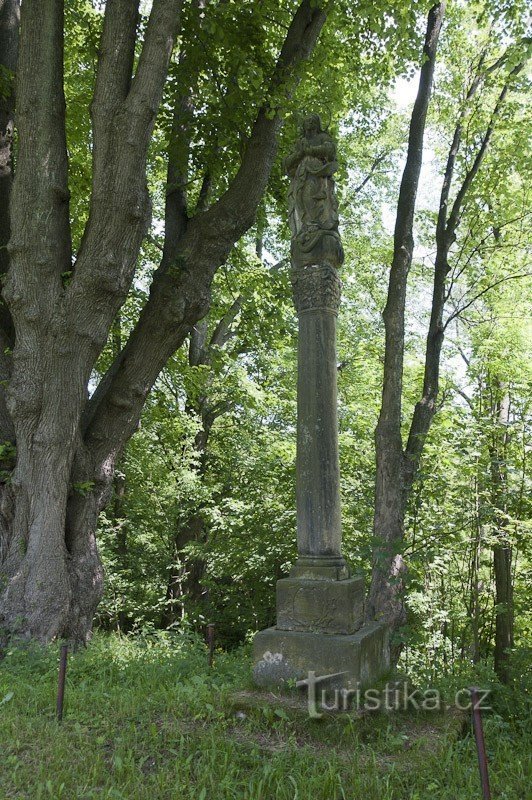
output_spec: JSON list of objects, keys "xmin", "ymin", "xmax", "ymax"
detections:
[
  {"xmin": 253, "ymin": 115, "xmax": 389, "ymax": 689},
  {"xmin": 290, "ymin": 262, "xmax": 349, "ymax": 581}
]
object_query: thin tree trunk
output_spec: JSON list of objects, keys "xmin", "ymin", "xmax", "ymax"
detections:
[
  {"xmin": 161, "ymin": 305, "xmax": 240, "ymax": 627},
  {"xmin": 366, "ymin": 2, "xmax": 445, "ymax": 627},
  {"xmin": 367, "ymin": 18, "xmax": 528, "ymax": 645},
  {"xmin": 490, "ymin": 387, "xmax": 513, "ymax": 683},
  {"xmin": 471, "ymin": 511, "xmax": 481, "ymax": 664}
]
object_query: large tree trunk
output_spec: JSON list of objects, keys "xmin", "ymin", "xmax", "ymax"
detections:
[
  {"xmin": 0, "ymin": 0, "xmax": 18, "ymax": 614},
  {"xmin": 0, "ymin": 0, "xmax": 329, "ymax": 644},
  {"xmin": 0, "ymin": 0, "xmax": 17, "ymax": 443},
  {"xmin": 0, "ymin": 0, "xmax": 182, "ymax": 643},
  {"xmin": 0, "ymin": 0, "xmax": 75, "ymax": 641}
]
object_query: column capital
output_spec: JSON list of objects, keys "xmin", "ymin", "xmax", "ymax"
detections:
[{"xmin": 291, "ymin": 263, "xmax": 342, "ymax": 315}]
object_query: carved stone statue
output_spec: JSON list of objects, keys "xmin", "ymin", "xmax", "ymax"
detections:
[{"xmin": 284, "ymin": 114, "xmax": 344, "ymax": 270}]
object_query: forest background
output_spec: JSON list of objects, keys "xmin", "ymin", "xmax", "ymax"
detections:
[{"xmin": 75, "ymin": 1, "xmax": 532, "ymax": 688}]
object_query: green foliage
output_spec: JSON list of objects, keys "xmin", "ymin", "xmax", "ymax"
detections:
[
  {"xmin": 0, "ymin": 64, "xmax": 14, "ymax": 101},
  {"xmin": 86, "ymin": 1, "xmax": 531, "ymax": 693},
  {"xmin": 72, "ymin": 481, "xmax": 96, "ymax": 497},
  {"xmin": 63, "ymin": 0, "xmax": 101, "ymax": 248},
  {"xmin": 4, "ymin": 0, "xmax": 530, "ymax": 791},
  {"xmin": 27, "ymin": 0, "xmax": 522, "ymax": 719}
]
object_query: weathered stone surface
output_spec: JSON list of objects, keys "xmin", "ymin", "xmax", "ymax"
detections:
[
  {"xmin": 295, "ymin": 279, "xmax": 343, "ymax": 560},
  {"xmin": 253, "ymin": 622, "xmax": 390, "ymax": 689},
  {"xmin": 289, "ymin": 555, "xmax": 350, "ymax": 581},
  {"xmin": 291, "ymin": 263, "xmax": 342, "ymax": 314},
  {"xmin": 252, "ymin": 116, "xmax": 388, "ymax": 690},
  {"xmin": 276, "ymin": 575, "xmax": 364, "ymax": 634},
  {"xmin": 284, "ymin": 114, "xmax": 344, "ymax": 271}
]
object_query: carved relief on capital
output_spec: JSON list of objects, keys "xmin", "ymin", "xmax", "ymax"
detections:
[{"xmin": 291, "ymin": 263, "xmax": 342, "ymax": 314}]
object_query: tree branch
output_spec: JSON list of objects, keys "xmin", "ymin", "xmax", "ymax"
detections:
[
  {"xmin": 446, "ymin": 58, "xmax": 529, "ymax": 240},
  {"xmin": 127, "ymin": 0, "xmax": 183, "ymax": 134},
  {"xmin": 198, "ymin": 0, "xmax": 330, "ymax": 239},
  {"xmin": 162, "ymin": 0, "xmax": 207, "ymax": 266},
  {"xmin": 454, "ymin": 386, "xmax": 474, "ymax": 410},
  {"xmin": 436, "ymin": 51, "xmax": 487, "ymax": 251},
  {"xmin": 352, "ymin": 151, "xmax": 389, "ymax": 195},
  {"xmin": 188, "ymin": 318, "xmax": 209, "ymax": 368},
  {"xmin": 379, "ymin": 1, "xmax": 445, "ymax": 440},
  {"xmin": 90, "ymin": 0, "xmax": 139, "ymax": 188},
  {"xmin": 209, "ymin": 296, "xmax": 243, "ymax": 350},
  {"xmin": 6, "ymin": 0, "xmax": 71, "ymax": 279},
  {"xmin": 63, "ymin": 0, "xmax": 182, "ymax": 370},
  {"xmin": 445, "ymin": 272, "xmax": 532, "ymax": 326},
  {"xmin": 404, "ymin": 51, "xmax": 529, "ymax": 486},
  {"xmin": 82, "ymin": 0, "xmax": 331, "ymax": 481}
]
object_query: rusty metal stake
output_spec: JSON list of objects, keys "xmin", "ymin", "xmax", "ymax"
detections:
[
  {"xmin": 206, "ymin": 623, "xmax": 215, "ymax": 668},
  {"xmin": 470, "ymin": 687, "xmax": 491, "ymax": 800},
  {"xmin": 56, "ymin": 643, "xmax": 68, "ymax": 723}
]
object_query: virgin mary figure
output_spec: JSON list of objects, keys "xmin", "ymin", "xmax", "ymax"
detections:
[{"xmin": 284, "ymin": 114, "xmax": 344, "ymax": 269}]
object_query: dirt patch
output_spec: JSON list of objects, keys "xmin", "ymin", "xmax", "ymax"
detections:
[{"xmin": 226, "ymin": 690, "xmax": 467, "ymax": 768}]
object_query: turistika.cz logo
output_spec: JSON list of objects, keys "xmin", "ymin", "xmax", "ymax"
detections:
[{"xmin": 296, "ymin": 672, "xmax": 491, "ymax": 719}]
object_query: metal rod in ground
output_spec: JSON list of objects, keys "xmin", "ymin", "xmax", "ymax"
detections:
[
  {"xmin": 56, "ymin": 643, "xmax": 69, "ymax": 722},
  {"xmin": 470, "ymin": 687, "xmax": 491, "ymax": 800},
  {"xmin": 206, "ymin": 624, "xmax": 215, "ymax": 668}
]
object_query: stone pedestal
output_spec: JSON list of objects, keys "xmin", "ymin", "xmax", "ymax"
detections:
[
  {"xmin": 252, "ymin": 116, "xmax": 388, "ymax": 690},
  {"xmin": 253, "ymin": 623, "xmax": 390, "ymax": 689},
  {"xmin": 276, "ymin": 576, "xmax": 364, "ymax": 634}
]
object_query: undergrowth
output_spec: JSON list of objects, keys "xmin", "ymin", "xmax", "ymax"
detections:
[{"xmin": 0, "ymin": 632, "xmax": 529, "ymax": 799}]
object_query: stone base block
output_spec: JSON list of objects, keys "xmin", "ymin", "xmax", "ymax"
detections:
[
  {"xmin": 253, "ymin": 622, "xmax": 390, "ymax": 689},
  {"xmin": 290, "ymin": 555, "xmax": 350, "ymax": 581},
  {"xmin": 276, "ymin": 576, "xmax": 364, "ymax": 634}
]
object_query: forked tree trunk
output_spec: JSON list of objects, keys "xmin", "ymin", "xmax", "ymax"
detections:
[
  {"xmin": 367, "ymin": 12, "xmax": 526, "ymax": 642},
  {"xmin": 366, "ymin": 2, "xmax": 445, "ymax": 627},
  {"xmin": 0, "ymin": 0, "xmax": 329, "ymax": 644},
  {"xmin": 0, "ymin": 0, "xmax": 182, "ymax": 643}
]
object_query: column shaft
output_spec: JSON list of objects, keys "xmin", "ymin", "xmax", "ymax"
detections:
[{"xmin": 296, "ymin": 307, "xmax": 341, "ymax": 557}]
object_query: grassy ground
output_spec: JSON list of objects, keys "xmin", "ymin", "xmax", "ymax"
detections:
[{"xmin": 0, "ymin": 633, "xmax": 529, "ymax": 799}]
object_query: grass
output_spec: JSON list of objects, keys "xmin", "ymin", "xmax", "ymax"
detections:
[{"xmin": 0, "ymin": 632, "xmax": 529, "ymax": 799}]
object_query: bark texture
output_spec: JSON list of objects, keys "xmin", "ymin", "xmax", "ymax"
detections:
[
  {"xmin": 0, "ymin": 0, "xmax": 182, "ymax": 642},
  {"xmin": 0, "ymin": 0, "xmax": 17, "ymax": 439},
  {"xmin": 0, "ymin": 0, "xmax": 330, "ymax": 643},
  {"xmin": 0, "ymin": 0, "xmax": 18, "ymax": 583}
]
